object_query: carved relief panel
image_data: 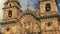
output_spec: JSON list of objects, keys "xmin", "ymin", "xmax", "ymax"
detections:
[{"xmin": 20, "ymin": 15, "xmax": 40, "ymax": 34}]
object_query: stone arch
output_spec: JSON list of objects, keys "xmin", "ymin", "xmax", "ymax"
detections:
[{"xmin": 20, "ymin": 13, "xmax": 40, "ymax": 20}]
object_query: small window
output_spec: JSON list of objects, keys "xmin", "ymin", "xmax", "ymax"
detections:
[
  {"xmin": 6, "ymin": 27, "xmax": 10, "ymax": 32},
  {"xmin": 47, "ymin": 22, "xmax": 51, "ymax": 27},
  {"xmin": 8, "ymin": 10, "xmax": 12, "ymax": 17},
  {"xmin": 45, "ymin": 3, "xmax": 51, "ymax": 12},
  {"xmin": 10, "ymin": 4, "xmax": 11, "ymax": 7},
  {"xmin": 20, "ymin": 10, "xmax": 22, "ymax": 12}
]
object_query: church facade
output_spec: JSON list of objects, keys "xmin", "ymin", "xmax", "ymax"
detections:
[{"xmin": 1, "ymin": 0, "xmax": 60, "ymax": 34}]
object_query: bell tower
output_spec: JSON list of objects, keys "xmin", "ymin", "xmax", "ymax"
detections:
[
  {"xmin": 40, "ymin": 0, "xmax": 58, "ymax": 16},
  {"xmin": 40, "ymin": 0, "xmax": 59, "ymax": 34},
  {"xmin": 3, "ymin": 0, "xmax": 21, "ymax": 22}
]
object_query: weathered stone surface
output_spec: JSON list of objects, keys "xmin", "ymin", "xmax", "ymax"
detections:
[{"xmin": 2, "ymin": 0, "xmax": 60, "ymax": 34}]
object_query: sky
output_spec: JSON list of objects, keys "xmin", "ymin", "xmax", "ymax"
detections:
[
  {"xmin": 19, "ymin": 0, "xmax": 40, "ymax": 11},
  {"xmin": 0, "ymin": 0, "xmax": 60, "ymax": 22}
]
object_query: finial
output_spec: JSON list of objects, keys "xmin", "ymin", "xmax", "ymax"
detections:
[
  {"xmin": 26, "ymin": 2, "xmax": 29, "ymax": 9},
  {"xmin": 35, "ymin": 7, "xmax": 40, "ymax": 12}
]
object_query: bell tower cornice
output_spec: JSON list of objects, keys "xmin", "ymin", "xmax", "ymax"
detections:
[{"xmin": 3, "ymin": 0, "xmax": 21, "ymax": 10}]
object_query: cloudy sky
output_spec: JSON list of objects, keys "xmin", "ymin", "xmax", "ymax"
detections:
[{"xmin": 0, "ymin": 0, "xmax": 60, "ymax": 22}]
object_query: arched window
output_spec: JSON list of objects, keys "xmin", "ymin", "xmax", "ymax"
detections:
[
  {"xmin": 8, "ymin": 10, "xmax": 12, "ymax": 17},
  {"xmin": 10, "ymin": 4, "xmax": 11, "ymax": 7},
  {"xmin": 45, "ymin": 3, "xmax": 51, "ymax": 12}
]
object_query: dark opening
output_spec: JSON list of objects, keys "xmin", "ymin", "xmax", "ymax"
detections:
[
  {"xmin": 26, "ymin": 31, "xmax": 30, "ymax": 34},
  {"xmin": 6, "ymin": 28, "xmax": 10, "ymax": 32},
  {"xmin": 8, "ymin": 10, "xmax": 12, "ymax": 17},
  {"xmin": 47, "ymin": 22, "xmax": 51, "ymax": 27},
  {"xmin": 45, "ymin": 3, "xmax": 51, "ymax": 12},
  {"xmin": 38, "ymin": 32, "xmax": 41, "ymax": 34},
  {"xmin": 10, "ymin": 4, "xmax": 11, "ymax": 7},
  {"xmin": 31, "ymin": 33, "xmax": 33, "ymax": 34},
  {"xmin": 20, "ymin": 10, "xmax": 22, "ymax": 12}
]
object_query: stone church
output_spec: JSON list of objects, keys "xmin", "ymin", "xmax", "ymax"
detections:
[{"xmin": 1, "ymin": 0, "xmax": 60, "ymax": 34}]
